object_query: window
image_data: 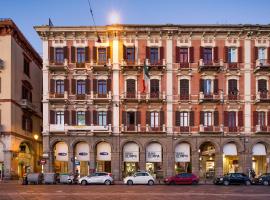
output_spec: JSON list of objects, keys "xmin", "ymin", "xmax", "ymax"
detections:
[
  {"xmin": 98, "ymin": 80, "xmax": 107, "ymax": 95},
  {"xmin": 150, "ymin": 112, "xmax": 159, "ymax": 128},
  {"xmin": 179, "ymin": 48, "xmax": 188, "ymax": 63},
  {"xmin": 77, "ymin": 80, "xmax": 86, "ymax": 94},
  {"xmin": 228, "ymin": 48, "xmax": 237, "ymax": 63},
  {"xmin": 55, "ymin": 48, "xmax": 64, "ymax": 63},
  {"xmin": 203, "ymin": 79, "xmax": 212, "ymax": 95},
  {"xmin": 126, "ymin": 47, "xmax": 135, "ymax": 62},
  {"xmin": 203, "ymin": 48, "xmax": 212, "ymax": 64},
  {"xmin": 98, "ymin": 111, "xmax": 107, "ymax": 126},
  {"xmin": 77, "ymin": 111, "xmax": 85, "ymax": 125},
  {"xmin": 55, "ymin": 80, "xmax": 64, "ymax": 94},
  {"xmin": 228, "ymin": 79, "xmax": 238, "ymax": 95},
  {"xmin": 22, "ymin": 115, "xmax": 32, "ymax": 132},
  {"xmin": 180, "ymin": 112, "xmax": 189, "ymax": 127},
  {"xmin": 22, "ymin": 85, "xmax": 32, "ymax": 102},
  {"xmin": 180, "ymin": 79, "xmax": 189, "ymax": 99},
  {"xmin": 258, "ymin": 112, "xmax": 266, "ymax": 126},
  {"xmin": 127, "ymin": 112, "xmax": 135, "ymax": 125},
  {"xmin": 77, "ymin": 48, "xmax": 85, "ymax": 63},
  {"xmin": 98, "ymin": 48, "xmax": 106, "ymax": 63},
  {"xmin": 258, "ymin": 47, "xmax": 266, "ymax": 61},
  {"xmin": 56, "ymin": 111, "xmax": 64, "ymax": 125},
  {"xmin": 228, "ymin": 112, "xmax": 236, "ymax": 127},
  {"xmin": 204, "ymin": 112, "xmax": 212, "ymax": 126},
  {"xmin": 24, "ymin": 58, "xmax": 30, "ymax": 77},
  {"xmin": 258, "ymin": 79, "xmax": 267, "ymax": 92},
  {"xmin": 150, "ymin": 79, "xmax": 159, "ymax": 97},
  {"xmin": 126, "ymin": 79, "xmax": 136, "ymax": 96},
  {"xmin": 150, "ymin": 47, "xmax": 159, "ymax": 64}
]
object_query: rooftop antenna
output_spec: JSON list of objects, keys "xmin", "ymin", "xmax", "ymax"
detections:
[{"xmin": 87, "ymin": 0, "xmax": 101, "ymax": 43}]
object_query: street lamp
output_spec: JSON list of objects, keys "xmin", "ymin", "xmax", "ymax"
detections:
[{"xmin": 34, "ymin": 134, "xmax": 39, "ymax": 140}]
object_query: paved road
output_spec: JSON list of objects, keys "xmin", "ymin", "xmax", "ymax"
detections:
[{"xmin": 0, "ymin": 182, "xmax": 270, "ymax": 200}]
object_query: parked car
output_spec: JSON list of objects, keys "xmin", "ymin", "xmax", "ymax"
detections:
[
  {"xmin": 214, "ymin": 173, "xmax": 251, "ymax": 186},
  {"xmin": 124, "ymin": 171, "xmax": 155, "ymax": 185},
  {"xmin": 164, "ymin": 173, "xmax": 199, "ymax": 185},
  {"xmin": 252, "ymin": 173, "xmax": 270, "ymax": 186},
  {"xmin": 79, "ymin": 172, "xmax": 113, "ymax": 185}
]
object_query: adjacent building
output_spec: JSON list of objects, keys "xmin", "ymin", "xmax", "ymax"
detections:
[
  {"xmin": 0, "ymin": 19, "xmax": 43, "ymax": 179},
  {"xmin": 35, "ymin": 23, "xmax": 270, "ymax": 181}
]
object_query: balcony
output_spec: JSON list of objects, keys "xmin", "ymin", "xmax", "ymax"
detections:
[
  {"xmin": 199, "ymin": 92, "xmax": 224, "ymax": 103},
  {"xmin": 20, "ymin": 99, "xmax": 37, "ymax": 112},
  {"xmin": 226, "ymin": 92, "xmax": 240, "ymax": 102},
  {"xmin": 198, "ymin": 59, "xmax": 223, "ymax": 72},
  {"xmin": 145, "ymin": 59, "xmax": 166, "ymax": 71},
  {"xmin": 254, "ymin": 59, "xmax": 270, "ymax": 73},
  {"xmin": 223, "ymin": 126, "xmax": 243, "ymax": 134},
  {"xmin": 92, "ymin": 91, "xmax": 112, "ymax": 102},
  {"xmin": 49, "ymin": 124, "xmax": 65, "ymax": 132},
  {"xmin": 226, "ymin": 62, "xmax": 240, "ymax": 71},
  {"xmin": 179, "ymin": 94, "xmax": 190, "ymax": 101},
  {"xmin": 255, "ymin": 125, "xmax": 270, "ymax": 134},
  {"xmin": 173, "ymin": 126, "xmax": 197, "ymax": 134},
  {"xmin": 121, "ymin": 92, "xmax": 143, "ymax": 102},
  {"xmin": 120, "ymin": 124, "xmax": 165, "ymax": 133},
  {"xmin": 49, "ymin": 124, "xmax": 112, "ymax": 133},
  {"xmin": 75, "ymin": 62, "xmax": 86, "ymax": 69},
  {"xmin": 178, "ymin": 62, "xmax": 190, "ymax": 70},
  {"xmin": 199, "ymin": 125, "xmax": 222, "ymax": 134},
  {"xmin": 120, "ymin": 59, "xmax": 142, "ymax": 71},
  {"xmin": 146, "ymin": 91, "xmax": 166, "ymax": 102},
  {"xmin": 49, "ymin": 92, "xmax": 68, "ymax": 102},
  {"xmin": 47, "ymin": 59, "xmax": 68, "ymax": 71},
  {"xmin": 90, "ymin": 59, "xmax": 111, "ymax": 71},
  {"xmin": 255, "ymin": 91, "xmax": 270, "ymax": 103}
]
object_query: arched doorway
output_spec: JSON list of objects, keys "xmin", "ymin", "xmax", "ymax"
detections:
[
  {"xmin": 223, "ymin": 142, "xmax": 239, "ymax": 174},
  {"xmin": 146, "ymin": 142, "xmax": 162, "ymax": 179},
  {"xmin": 199, "ymin": 142, "xmax": 215, "ymax": 179},
  {"xmin": 17, "ymin": 142, "xmax": 34, "ymax": 178},
  {"xmin": 252, "ymin": 143, "xmax": 267, "ymax": 176},
  {"xmin": 175, "ymin": 143, "xmax": 191, "ymax": 174},
  {"xmin": 0, "ymin": 142, "xmax": 4, "ymax": 179},
  {"xmin": 123, "ymin": 142, "xmax": 139, "ymax": 177},
  {"xmin": 74, "ymin": 142, "xmax": 89, "ymax": 177},
  {"xmin": 96, "ymin": 142, "xmax": 111, "ymax": 173},
  {"xmin": 54, "ymin": 142, "xmax": 68, "ymax": 173}
]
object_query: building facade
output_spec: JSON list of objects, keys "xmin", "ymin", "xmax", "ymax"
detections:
[
  {"xmin": 0, "ymin": 19, "xmax": 43, "ymax": 179},
  {"xmin": 35, "ymin": 24, "xmax": 270, "ymax": 181}
]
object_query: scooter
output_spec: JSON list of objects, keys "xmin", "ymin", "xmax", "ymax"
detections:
[{"xmin": 67, "ymin": 175, "xmax": 78, "ymax": 184}]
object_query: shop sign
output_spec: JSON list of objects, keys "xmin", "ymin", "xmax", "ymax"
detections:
[
  {"xmin": 100, "ymin": 152, "xmax": 109, "ymax": 156},
  {"xmin": 79, "ymin": 152, "xmax": 88, "ymax": 156},
  {"xmin": 75, "ymin": 160, "xmax": 80, "ymax": 165},
  {"xmin": 40, "ymin": 159, "xmax": 46, "ymax": 165},
  {"xmin": 175, "ymin": 151, "xmax": 190, "ymax": 162},
  {"xmin": 124, "ymin": 152, "xmax": 139, "ymax": 162},
  {"xmin": 146, "ymin": 151, "xmax": 162, "ymax": 162},
  {"xmin": 58, "ymin": 152, "xmax": 67, "ymax": 156}
]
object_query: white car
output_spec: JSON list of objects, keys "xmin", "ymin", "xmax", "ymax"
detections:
[
  {"xmin": 124, "ymin": 171, "xmax": 155, "ymax": 185},
  {"xmin": 79, "ymin": 172, "xmax": 113, "ymax": 185}
]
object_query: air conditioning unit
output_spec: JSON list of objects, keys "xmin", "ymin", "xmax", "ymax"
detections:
[{"xmin": 0, "ymin": 59, "xmax": 4, "ymax": 69}]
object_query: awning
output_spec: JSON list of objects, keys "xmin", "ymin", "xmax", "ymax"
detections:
[
  {"xmin": 123, "ymin": 142, "xmax": 139, "ymax": 162},
  {"xmin": 55, "ymin": 142, "xmax": 68, "ymax": 161},
  {"xmin": 252, "ymin": 143, "xmax": 267, "ymax": 156},
  {"xmin": 223, "ymin": 143, "xmax": 237, "ymax": 156},
  {"xmin": 75, "ymin": 142, "xmax": 89, "ymax": 161},
  {"xmin": 175, "ymin": 143, "xmax": 190, "ymax": 162},
  {"xmin": 96, "ymin": 142, "xmax": 111, "ymax": 161},
  {"xmin": 0, "ymin": 143, "xmax": 4, "ymax": 162},
  {"xmin": 146, "ymin": 143, "xmax": 162, "ymax": 162}
]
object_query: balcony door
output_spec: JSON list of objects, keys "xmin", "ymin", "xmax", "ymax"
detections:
[
  {"xmin": 126, "ymin": 79, "xmax": 136, "ymax": 98},
  {"xmin": 203, "ymin": 48, "xmax": 212, "ymax": 64},
  {"xmin": 150, "ymin": 79, "xmax": 159, "ymax": 98}
]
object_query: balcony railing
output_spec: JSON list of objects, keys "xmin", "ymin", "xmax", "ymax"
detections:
[
  {"xmin": 179, "ymin": 62, "xmax": 190, "ymax": 69},
  {"xmin": 254, "ymin": 59, "xmax": 270, "ymax": 73},
  {"xmin": 76, "ymin": 62, "xmax": 86, "ymax": 68},
  {"xmin": 92, "ymin": 91, "xmax": 112, "ymax": 100},
  {"xmin": 49, "ymin": 124, "xmax": 112, "ymax": 133},
  {"xmin": 255, "ymin": 91, "xmax": 270, "ymax": 103},
  {"xmin": 198, "ymin": 59, "xmax": 223, "ymax": 72},
  {"xmin": 199, "ymin": 125, "xmax": 222, "ymax": 133},
  {"xmin": 146, "ymin": 91, "xmax": 166, "ymax": 101},
  {"xmin": 90, "ymin": 59, "xmax": 112, "ymax": 70},
  {"xmin": 227, "ymin": 62, "xmax": 240, "ymax": 70},
  {"xmin": 48, "ymin": 59, "xmax": 68, "ymax": 71},
  {"xmin": 145, "ymin": 59, "xmax": 166, "ymax": 70},
  {"xmin": 255, "ymin": 125, "xmax": 270, "ymax": 133},
  {"xmin": 179, "ymin": 94, "xmax": 190, "ymax": 101},
  {"xmin": 121, "ymin": 124, "xmax": 166, "ymax": 133},
  {"xmin": 49, "ymin": 92, "xmax": 68, "ymax": 101},
  {"xmin": 199, "ymin": 92, "xmax": 224, "ymax": 103},
  {"xmin": 20, "ymin": 99, "xmax": 37, "ymax": 112}
]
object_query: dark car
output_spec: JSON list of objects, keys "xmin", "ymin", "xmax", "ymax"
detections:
[
  {"xmin": 164, "ymin": 173, "xmax": 199, "ymax": 185},
  {"xmin": 252, "ymin": 173, "xmax": 270, "ymax": 186},
  {"xmin": 214, "ymin": 173, "xmax": 251, "ymax": 186}
]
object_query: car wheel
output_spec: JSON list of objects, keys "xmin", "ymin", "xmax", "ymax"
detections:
[
  {"xmin": 245, "ymin": 180, "xmax": 251, "ymax": 186},
  {"xmin": 263, "ymin": 180, "xmax": 269, "ymax": 186},
  {"xmin": 169, "ymin": 181, "xmax": 175, "ymax": 185},
  {"xmin": 148, "ymin": 180, "xmax": 154, "ymax": 186},
  {"xmin": 81, "ymin": 180, "xmax": 87, "ymax": 185},
  {"xmin": 127, "ymin": 180, "xmax": 133, "ymax": 185},
  {"xmin": 192, "ymin": 180, "xmax": 198, "ymax": 185},
  {"xmin": 104, "ymin": 180, "xmax": 111, "ymax": 185},
  {"xmin": 223, "ymin": 180, "xmax": 229, "ymax": 186}
]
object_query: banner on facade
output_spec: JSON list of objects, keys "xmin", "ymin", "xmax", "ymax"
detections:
[
  {"xmin": 175, "ymin": 143, "xmax": 190, "ymax": 162},
  {"xmin": 97, "ymin": 142, "xmax": 111, "ymax": 161},
  {"xmin": 124, "ymin": 151, "xmax": 139, "ymax": 162}
]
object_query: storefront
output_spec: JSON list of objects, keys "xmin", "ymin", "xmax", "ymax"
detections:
[
  {"xmin": 175, "ymin": 143, "xmax": 191, "ymax": 174},
  {"xmin": 96, "ymin": 142, "xmax": 111, "ymax": 173},
  {"xmin": 75, "ymin": 142, "xmax": 89, "ymax": 177},
  {"xmin": 199, "ymin": 142, "xmax": 215, "ymax": 179},
  {"xmin": 252, "ymin": 143, "xmax": 267, "ymax": 176},
  {"xmin": 123, "ymin": 142, "xmax": 139, "ymax": 177},
  {"xmin": 0, "ymin": 142, "xmax": 4, "ymax": 179},
  {"xmin": 17, "ymin": 143, "xmax": 34, "ymax": 178},
  {"xmin": 223, "ymin": 143, "xmax": 239, "ymax": 174},
  {"xmin": 54, "ymin": 142, "xmax": 68, "ymax": 173},
  {"xmin": 146, "ymin": 142, "xmax": 163, "ymax": 179}
]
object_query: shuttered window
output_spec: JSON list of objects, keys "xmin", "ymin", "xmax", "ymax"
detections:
[
  {"xmin": 77, "ymin": 111, "xmax": 85, "ymax": 125},
  {"xmin": 258, "ymin": 111, "xmax": 266, "ymax": 126},
  {"xmin": 127, "ymin": 112, "xmax": 135, "ymax": 125},
  {"xmin": 98, "ymin": 48, "xmax": 107, "ymax": 63},
  {"xmin": 203, "ymin": 48, "xmax": 212, "ymax": 64},
  {"xmin": 179, "ymin": 48, "xmax": 188, "ymax": 63},
  {"xmin": 126, "ymin": 47, "xmax": 135, "ymax": 62},
  {"xmin": 98, "ymin": 111, "xmax": 107, "ymax": 126},
  {"xmin": 203, "ymin": 79, "xmax": 212, "ymax": 95},
  {"xmin": 55, "ymin": 48, "xmax": 64, "ymax": 63},
  {"xmin": 180, "ymin": 79, "xmax": 189, "ymax": 98},
  {"xmin": 228, "ymin": 79, "xmax": 238, "ymax": 95},
  {"xmin": 180, "ymin": 112, "xmax": 189, "ymax": 127},
  {"xmin": 76, "ymin": 80, "xmax": 86, "ymax": 94},
  {"xmin": 228, "ymin": 111, "xmax": 236, "ymax": 127},
  {"xmin": 126, "ymin": 79, "xmax": 136, "ymax": 96},
  {"xmin": 150, "ymin": 79, "xmax": 159, "ymax": 97},
  {"xmin": 258, "ymin": 79, "xmax": 267, "ymax": 92},
  {"xmin": 56, "ymin": 80, "xmax": 64, "ymax": 94},
  {"xmin": 150, "ymin": 47, "xmax": 159, "ymax": 64},
  {"xmin": 204, "ymin": 112, "xmax": 212, "ymax": 126},
  {"xmin": 77, "ymin": 48, "xmax": 85, "ymax": 63},
  {"xmin": 98, "ymin": 80, "xmax": 107, "ymax": 95},
  {"xmin": 150, "ymin": 112, "xmax": 159, "ymax": 128},
  {"xmin": 56, "ymin": 111, "xmax": 64, "ymax": 125},
  {"xmin": 228, "ymin": 47, "xmax": 237, "ymax": 63}
]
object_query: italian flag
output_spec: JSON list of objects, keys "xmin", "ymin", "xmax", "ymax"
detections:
[{"xmin": 143, "ymin": 62, "xmax": 150, "ymax": 93}]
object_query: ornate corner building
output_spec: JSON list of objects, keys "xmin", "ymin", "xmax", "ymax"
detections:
[
  {"xmin": 0, "ymin": 19, "xmax": 43, "ymax": 179},
  {"xmin": 35, "ymin": 24, "xmax": 270, "ymax": 181}
]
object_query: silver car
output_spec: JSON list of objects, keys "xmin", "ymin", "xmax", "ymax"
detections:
[{"xmin": 79, "ymin": 172, "xmax": 113, "ymax": 185}]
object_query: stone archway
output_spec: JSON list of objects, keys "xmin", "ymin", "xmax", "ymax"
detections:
[
  {"xmin": 53, "ymin": 141, "xmax": 69, "ymax": 173},
  {"xmin": 199, "ymin": 142, "xmax": 216, "ymax": 179},
  {"xmin": 17, "ymin": 142, "xmax": 34, "ymax": 178}
]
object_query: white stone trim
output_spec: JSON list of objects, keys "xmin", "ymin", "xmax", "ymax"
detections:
[
  {"xmin": 201, "ymin": 37, "xmax": 216, "ymax": 47},
  {"xmin": 96, "ymin": 108, "xmax": 108, "ymax": 112},
  {"xmin": 73, "ymin": 39, "xmax": 88, "ymax": 47},
  {"xmin": 147, "ymin": 37, "xmax": 162, "ymax": 47},
  {"xmin": 178, "ymin": 76, "xmax": 191, "ymax": 96},
  {"xmin": 73, "ymin": 75, "xmax": 87, "ymax": 80},
  {"xmin": 226, "ymin": 76, "xmax": 239, "ymax": 95},
  {"xmin": 52, "ymin": 40, "xmax": 67, "ymax": 48},
  {"xmin": 177, "ymin": 36, "xmax": 191, "ymax": 47},
  {"xmin": 95, "ymin": 40, "xmax": 109, "ymax": 47},
  {"xmin": 53, "ymin": 75, "xmax": 66, "ymax": 80},
  {"xmin": 256, "ymin": 76, "xmax": 269, "ymax": 92},
  {"xmin": 255, "ymin": 38, "xmax": 270, "ymax": 47},
  {"xmin": 125, "ymin": 77, "xmax": 137, "ymax": 94},
  {"xmin": 125, "ymin": 108, "xmax": 137, "ymax": 112},
  {"xmin": 96, "ymin": 75, "xmax": 108, "ymax": 80},
  {"xmin": 225, "ymin": 37, "xmax": 240, "ymax": 47},
  {"xmin": 244, "ymin": 39, "xmax": 251, "ymax": 133}
]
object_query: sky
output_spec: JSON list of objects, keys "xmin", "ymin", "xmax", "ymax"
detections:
[{"xmin": 1, "ymin": 0, "xmax": 270, "ymax": 54}]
